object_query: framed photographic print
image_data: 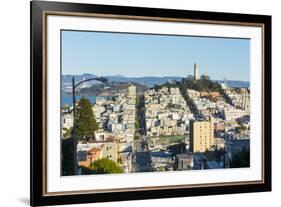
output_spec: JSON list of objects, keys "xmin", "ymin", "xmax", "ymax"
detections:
[{"xmin": 30, "ymin": 0, "xmax": 271, "ymax": 206}]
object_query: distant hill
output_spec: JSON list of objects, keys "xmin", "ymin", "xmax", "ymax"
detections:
[
  {"xmin": 104, "ymin": 75, "xmax": 183, "ymax": 87},
  {"xmin": 62, "ymin": 73, "xmax": 250, "ymax": 92},
  {"xmin": 62, "ymin": 73, "xmax": 98, "ymax": 86},
  {"xmin": 215, "ymin": 80, "xmax": 250, "ymax": 88},
  {"xmin": 62, "ymin": 74, "xmax": 183, "ymax": 88},
  {"xmin": 74, "ymin": 82, "xmax": 148, "ymax": 96}
]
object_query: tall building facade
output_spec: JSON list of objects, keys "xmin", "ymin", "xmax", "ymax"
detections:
[
  {"xmin": 128, "ymin": 85, "xmax": 136, "ymax": 97},
  {"xmin": 189, "ymin": 119, "xmax": 214, "ymax": 152},
  {"xmin": 194, "ymin": 62, "xmax": 199, "ymax": 80},
  {"xmin": 242, "ymin": 89, "xmax": 250, "ymax": 111}
]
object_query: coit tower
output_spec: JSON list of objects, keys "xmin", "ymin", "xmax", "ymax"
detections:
[{"xmin": 194, "ymin": 62, "xmax": 199, "ymax": 80}]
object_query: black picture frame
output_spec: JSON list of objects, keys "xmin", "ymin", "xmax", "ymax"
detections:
[{"xmin": 31, "ymin": 1, "xmax": 271, "ymax": 206}]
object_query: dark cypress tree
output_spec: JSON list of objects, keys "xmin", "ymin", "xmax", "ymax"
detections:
[{"xmin": 75, "ymin": 98, "xmax": 99, "ymax": 140}]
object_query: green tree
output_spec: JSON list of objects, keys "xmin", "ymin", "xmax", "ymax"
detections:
[
  {"xmin": 63, "ymin": 127, "xmax": 72, "ymax": 138},
  {"xmin": 134, "ymin": 134, "xmax": 140, "ymax": 141},
  {"xmin": 136, "ymin": 96, "xmax": 140, "ymax": 105},
  {"xmin": 111, "ymin": 96, "xmax": 116, "ymax": 102},
  {"xmin": 152, "ymin": 74, "xmax": 222, "ymax": 96},
  {"xmin": 135, "ymin": 120, "xmax": 140, "ymax": 131},
  {"xmin": 90, "ymin": 158, "xmax": 123, "ymax": 174},
  {"xmin": 75, "ymin": 98, "xmax": 99, "ymax": 140}
]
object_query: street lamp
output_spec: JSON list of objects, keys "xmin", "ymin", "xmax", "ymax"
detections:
[{"xmin": 72, "ymin": 76, "xmax": 108, "ymax": 175}]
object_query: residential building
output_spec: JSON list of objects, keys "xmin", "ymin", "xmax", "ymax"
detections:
[
  {"xmin": 223, "ymin": 108, "xmax": 248, "ymax": 121},
  {"xmin": 78, "ymin": 146, "xmax": 103, "ymax": 168},
  {"xmin": 61, "ymin": 113, "xmax": 73, "ymax": 129},
  {"xmin": 118, "ymin": 152, "xmax": 133, "ymax": 173},
  {"xmin": 175, "ymin": 153, "xmax": 193, "ymax": 170},
  {"xmin": 128, "ymin": 85, "xmax": 136, "ymax": 97},
  {"xmin": 189, "ymin": 119, "xmax": 215, "ymax": 152},
  {"xmin": 77, "ymin": 140, "xmax": 118, "ymax": 163},
  {"xmin": 150, "ymin": 151, "xmax": 175, "ymax": 171},
  {"xmin": 193, "ymin": 153, "xmax": 223, "ymax": 169}
]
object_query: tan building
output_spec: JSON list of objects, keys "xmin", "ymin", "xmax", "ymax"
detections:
[
  {"xmin": 190, "ymin": 120, "xmax": 215, "ymax": 152},
  {"xmin": 223, "ymin": 108, "xmax": 248, "ymax": 121},
  {"xmin": 78, "ymin": 146, "xmax": 103, "ymax": 168},
  {"xmin": 101, "ymin": 141, "xmax": 118, "ymax": 162},
  {"xmin": 200, "ymin": 91, "xmax": 220, "ymax": 98},
  {"xmin": 128, "ymin": 85, "xmax": 136, "ymax": 97},
  {"xmin": 77, "ymin": 141, "xmax": 118, "ymax": 167}
]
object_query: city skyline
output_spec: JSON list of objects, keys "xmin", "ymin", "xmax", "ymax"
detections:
[
  {"xmin": 61, "ymin": 31, "xmax": 251, "ymax": 175},
  {"xmin": 62, "ymin": 30, "xmax": 250, "ymax": 81}
]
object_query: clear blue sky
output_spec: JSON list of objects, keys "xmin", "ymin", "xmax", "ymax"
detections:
[{"xmin": 62, "ymin": 30, "xmax": 250, "ymax": 81}]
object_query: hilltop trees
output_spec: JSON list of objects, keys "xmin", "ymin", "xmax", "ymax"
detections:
[
  {"xmin": 153, "ymin": 74, "xmax": 222, "ymax": 93},
  {"xmin": 75, "ymin": 98, "xmax": 99, "ymax": 140},
  {"xmin": 180, "ymin": 75, "xmax": 222, "ymax": 92}
]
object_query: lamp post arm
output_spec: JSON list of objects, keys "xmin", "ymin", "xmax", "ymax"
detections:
[{"xmin": 74, "ymin": 77, "xmax": 108, "ymax": 89}]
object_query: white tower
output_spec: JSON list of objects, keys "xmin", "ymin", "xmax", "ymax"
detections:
[{"xmin": 194, "ymin": 63, "xmax": 199, "ymax": 80}]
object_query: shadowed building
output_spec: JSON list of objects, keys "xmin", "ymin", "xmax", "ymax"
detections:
[{"xmin": 175, "ymin": 153, "xmax": 194, "ymax": 170}]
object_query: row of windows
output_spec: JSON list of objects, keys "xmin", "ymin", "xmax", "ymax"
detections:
[{"xmin": 199, "ymin": 134, "xmax": 212, "ymax": 137}]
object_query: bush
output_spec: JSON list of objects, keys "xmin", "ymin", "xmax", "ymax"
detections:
[{"xmin": 90, "ymin": 158, "xmax": 123, "ymax": 174}]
